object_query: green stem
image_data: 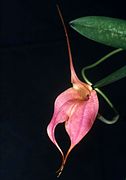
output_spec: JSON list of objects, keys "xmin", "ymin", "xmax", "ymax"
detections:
[
  {"xmin": 97, "ymin": 113, "xmax": 119, "ymax": 124},
  {"xmin": 95, "ymin": 88, "xmax": 116, "ymax": 112},
  {"xmin": 81, "ymin": 49, "xmax": 122, "ymax": 124},
  {"xmin": 95, "ymin": 88, "xmax": 119, "ymax": 124},
  {"xmin": 81, "ymin": 48, "xmax": 123, "ymax": 85}
]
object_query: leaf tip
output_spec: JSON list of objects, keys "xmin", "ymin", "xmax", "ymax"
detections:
[{"xmin": 69, "ymin": 20, "xmax": 74, "ymax": 27}]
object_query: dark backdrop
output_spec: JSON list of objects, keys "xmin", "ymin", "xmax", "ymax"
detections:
[{"xmin": 0, "ymin": 0, "xmax": 126, "ymax": 180}]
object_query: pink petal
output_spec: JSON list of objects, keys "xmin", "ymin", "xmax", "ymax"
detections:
[
  {"xmin": 64, "ymin": 90, "xmax": 99, "ymax": 162},
  {"xmin": 54, "ymin": 87, "xmax": 81, "ymax": 110},
  {"xmin": 47, "ymin": 88, "xmax": 80, "ymax": 156}
]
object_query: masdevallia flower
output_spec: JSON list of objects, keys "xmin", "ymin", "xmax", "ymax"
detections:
[{"xmin": 47, "ymin": 5, "xmax": 99, "ymax": 177}]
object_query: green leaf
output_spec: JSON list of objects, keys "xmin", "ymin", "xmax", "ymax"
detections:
[
  {"xmin": 70, "ymin": 16, "xmax": 126, "ymax": 49},
  {"xmin": 94, "ymin": 65, "xmax": 126, "ymax": 88}
]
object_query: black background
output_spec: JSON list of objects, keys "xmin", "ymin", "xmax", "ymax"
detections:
[{"xmin": 0, "ymin": 0, "xmax": 126, "ymax": 180}]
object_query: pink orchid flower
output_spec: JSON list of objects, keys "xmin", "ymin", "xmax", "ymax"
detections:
[{"xmin": 47, "ymin": 6, "xmax": 99, "ymax": 177}]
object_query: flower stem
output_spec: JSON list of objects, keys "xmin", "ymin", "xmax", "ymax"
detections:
[
  {"xmin": 81, "ymin": 48, "xmax": 123, "ymax": 124},
  {"xmin": 81, "ymin": 48, "xmax": 123, "ymax": 85},
  {"xmin": 95, "ymin": 88, "xmax": 119, "ymax": 124}
]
